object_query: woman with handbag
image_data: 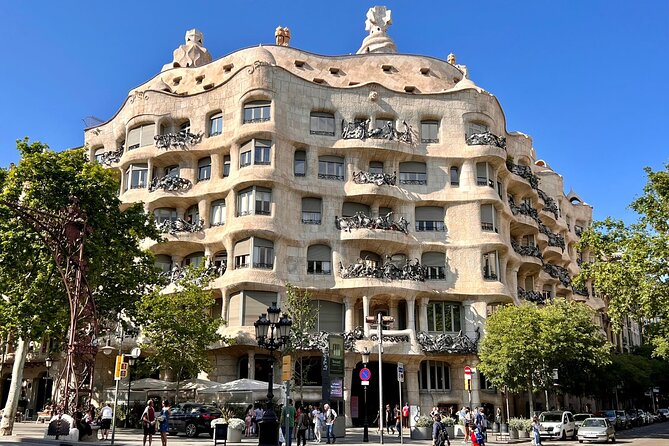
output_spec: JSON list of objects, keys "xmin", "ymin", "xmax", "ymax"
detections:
[{"xmin": 158, "ymin": 400, "xmax": 170, "ymax": 446}]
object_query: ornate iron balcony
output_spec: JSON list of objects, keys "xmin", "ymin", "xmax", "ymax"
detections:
[
  {"xmin": 508, "ymin": 197, "xmax": 539, "ymax": 220},
  {"xmin": 506, "ymin": 160, "xmax": 539, "ymax": 189},
  {"xmin": 465, "ymin": 131, "xmax": 507, "ymax": 150},
  {"xmin": 154, "ymin": 131, "xmax": 203, "ymax": 150},
  {"xmin": 318, "ymin": 173, "xmax": 345, "ymax": 181},
  {"xmin": 511, "ymin": 240, "xmax": 543, "ymax": 260},
  {"xmin": 543, "ymin": 263, "xmax": 571, "ymax": 287},
  {"xmin": 335, "ymin": 211, "xmax": 409, "ymax": 234},
  {"xmin": 573, "ymin": 286, "xmax": 589, "ymax": 297},
  {"xmin": 537, "ymin": 189, "xmax": 559, "ymax": 219},
  {"xmin": 149, "ymin": 175, "xmax": 192, "ymax": 192},
  {"xmin": 243, "ymin": 117, "xmax": 270, "ymax": 124},
  {"xmin": 97, "ymin": 147, "xmax": 124, "ymax": 166},
  {"xmin": 341, "ymin": 119, "xmax": 417, "ymax": 145},
  {"xmin": 159, "ymin": 263, "xmax": 226, "ymax": 285},
  {"xmin": 416, "ymin": 329, "xmax": 479, "ymax": 354},
  {"xmin": 156, "ymin": 218, "xmax": 203, "ymax": 235},
  {"xmin": 352, "ymin": 170, "xmax": 397, "ymax": 186},
  {"xmin": 538, "ymin": 222, "xmax": 566, "ymax": 250},
  {"xmin": 253, "ymin": 262, "xmax": 274, "ymax": 270},
  {"xmin": 339, "ymin": 257, "xmax": 426, "ymax": 281},
  {"xmin": 517, "ymin": 287, "xmax": 547, "ymax": 304}
]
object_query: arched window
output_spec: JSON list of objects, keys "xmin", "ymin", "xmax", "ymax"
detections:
[
  {"xmin": 198, "ymin": 157, "xmax": 211, "ymax": 181},
  {"xmin": 154, "ymin": 255, "xmax": 172, "ymax": 274},
  {"xmin": 302, "ymin": 197, "xmax": 322, "ymax": 224},
  {"xmin": 125, "ymin": 164, "xmax": 148, "ymax": 190},
  {"xmin": 422, "ymin": 252, "xmax": 446, "ymax": 280},
  {"xmin": 185, "ymin": 205, "xmax": 199, "ymax": 224},
  {"xmin": 243, "ymin": 100, "xmax": 271, "ymax": 123},
  {"xmin": 213, "ymin": 251, "xmax": 227, "ymax": 270},
  {"xmin": 415, "ymin": 206, "xmax": 445, "ymax": 231},
  {"xmin": 183, "ymin": 251, "xmax": 205, "ymax": 268},
  {"xmin": 253, "ymin": 238, "xmax": 274, "ymax": 269},
  {"xmin": 153, "ymin": 207, "xmax": 177, "ymax": 224},
  {"xmin": 307, "ymin": 245, "xmax": 331, "ymax": 275},
  {"xmin": 209, "ymin": 112, "xmax": 223, "ymax": 136},
  {"xmin": 210, "ymin": 200, "xmax": 226, "ymax": 226},
  {"xmin": 342, "ymin": 202, "xmax": 370, "ymax": 217},
  {"xmin": 127, "ymin": 123, "xmax": 155, "ymax": 150},
  {"xmin": 466, "ymin": 122, "xmax": 488, "ymax": 138},
  {"xmin": 369, "ymin": 161, "xmax": 384, "ymax": 174},
  {"xmin": 360, "ymin": 251, "xmax": 381, "ymax": 268}
]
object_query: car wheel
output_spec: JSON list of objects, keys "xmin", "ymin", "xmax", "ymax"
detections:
[
  {"xmin": 185, "ymin": 423, "xmax": 199, "ymax": 438},
  {"xmin": 561, "ymin": 429, "xmax": 567, "ymax": 441},
  {"xmin": 579, "ymin": 441, "xmax": 583, "ymax": 444}
]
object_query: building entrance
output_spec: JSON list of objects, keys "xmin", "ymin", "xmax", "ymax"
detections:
[{"xmin": 350, "ymin": 361, "xmax": 400, "ymax": 427}]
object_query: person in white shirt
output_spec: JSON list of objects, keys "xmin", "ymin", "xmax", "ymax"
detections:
[
  {"xmin": 312, "ymin": 405, "xmax": 323, "ymax": 443},
  {"xmin": 100, "ymin": 403, "xmax": 113, "ymax": 440}
]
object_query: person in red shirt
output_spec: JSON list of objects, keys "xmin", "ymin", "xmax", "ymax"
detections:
[
  {"xmin": 402, "ymin": 403, "xmax": 409, "ymax": 428},
  {"xmin": 142, "ymin": 399, "xmax": 156, "ymax": 446}
]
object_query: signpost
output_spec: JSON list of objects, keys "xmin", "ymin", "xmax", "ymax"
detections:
[
  {"xmin": 464, "ymin": 366, "xmax": 472, "ymax": 409},
  {"xmin": 398, "ymin": 363, "xmax": 404, "ymax": 444}
]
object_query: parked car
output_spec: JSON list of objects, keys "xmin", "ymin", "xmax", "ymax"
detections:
[
  {"xmin": 643, "ymin": 410, "xmax": 655, "ymax": 425},
  {"xmin": 539, "ymin": 410, "xmax": 576, "ymax": 440},
  {"xmin": 657, "ymin": 408, "xmax": 669, "ymax": 421},
  {"xmin": 626, "ymin": 409, "xmax": 640, "ymax": 427},
  {"xmin": 615, "ymin": 410, "xmax": 631, "ymax": 429},
  {"xmin": 577, "ymin": 417, "xmax": 615, "ymax": 443},
  {"xmin": 168, "ymin": 402, "xmax": 222, "ymax": 438},
  {"xmin": 574, "ymin": 413, "xmax": 593, "ymax": 433},
  {"xmin": 596, "ymin": 410, "xmax": 621, "ymax": 431}
]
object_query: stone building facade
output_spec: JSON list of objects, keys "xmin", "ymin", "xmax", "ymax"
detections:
[{"xmin": 78, "ymin": 9, "xmax": 602, "ymax": 423}]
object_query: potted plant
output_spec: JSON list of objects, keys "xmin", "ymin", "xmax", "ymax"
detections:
[
  {"xmin": 508, "ymin": 417, "xmax": 525, "ymax": 439},
  {"xmin": 442, "ymin": 415, "xmax": 455, "ymax": 439},
  {"xmin": 520, "ymin": 418, "xmax": 532, "ymax": 438},
  {"xmin": 411, "ymin": 415, "xmax": 433, "ymax": 440},
  {"xmin": 211, "ymin": 418, "xmax": 229, "ymax": 442},
  {"xmin": 226, "ymin": 417, "xmax": 245, "ymax": 442}
]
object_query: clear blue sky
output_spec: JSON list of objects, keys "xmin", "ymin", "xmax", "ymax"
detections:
[{"xmin": 1, "ymin": 1, "xmax": 667, "ymax": 223}]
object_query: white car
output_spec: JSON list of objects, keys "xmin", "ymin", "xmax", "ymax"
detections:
[
  {"xmin": 577, "ymin": 417, "xmax": 615, "ymax": 443},
  {"xmin": 539, "ymin": 410, "xmax": 577, "ymax": 440}
]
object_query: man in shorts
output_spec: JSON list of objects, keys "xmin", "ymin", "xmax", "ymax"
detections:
[
  {"xmin": 100, "ymin": 403, "xmax": 113, "ymax": 440},
  {"xmin": 142, "ymin": 399, "xmax": 156, "ymax": 446}
]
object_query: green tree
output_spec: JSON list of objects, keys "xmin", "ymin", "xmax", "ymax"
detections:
[
  {"xmin": 0, "ymin": 139, "xmax": 161, "ymax": 434},
  {"xmin": 576, "ymin": 164, "xmax": 669, "ymax": 359},
  {"xmin": 478, "ymin": 300, "xmax": 609, "ymax": 415},
  {"xmin": 135, "ymin": 268, "xmax": 224, "ymax": 403},
  {"xmin": 282, "ymin": 283, "xmax": 316, "ymax": 403}
]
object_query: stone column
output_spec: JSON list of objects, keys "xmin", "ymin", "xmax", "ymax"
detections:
[
  {"xmin": 405, "ymin": 363, "xmax": 420, "ymax": 410},
  {"xmin": 471, "ymin": 360, "xmax": 482, "ymax": 409},
  {"xmin": 363, "ymin": 295, "xmax": 370, "ymax": 337},
  {"xmin": 418, "ymin": 297, "xmax": 429, "ymax": 332},
  {"xmin": 344, "ymin": 296, "xmax": 356, "ymax": 332},
  {"xmin": 344, "ymin": 363, "xmax": 354, "ymax": 427},
  {"xmin": 389, "ymin": 300, "xmax": 399, "ymax": 323},
  {"xmin": 406, "ymin": 297, "xmax": 416, "ymax": 344},
  {"xmin": 221, "ymin": 290, "xmax": 229, "ymax": 321},
  {"xmin": 248, "ymin": 351, "xmax": 256, "ymax": 380},
  {"xmin": 211, "ymin": 153, "xmax": 222, "ymax": 179}
]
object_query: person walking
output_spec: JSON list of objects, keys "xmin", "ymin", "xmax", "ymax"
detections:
[
  {"xmin": 402, "ymin": 402, "xmax": 410, "ymax": 429},
  {"xmin": 531, "ymin": 416, "xmax": 542, "ymax": 446},
  {"xmin": 100, "ymin": 403, "xmax": 113, "ymax": 440},
  {"xmin": 463, "ymin": 407, "xmax": 471, "ymax": 444},
  {"xmin": 312, "ymin": 404, "xmax": 323, "ymax": 443},
  {"xmin": 297, "ymin": 405, "xmax": 310, "ymax": 446},
  {"xmin": 432, "ymin": 414, "xmax": 451, "ymax": 446},
  {"xmin": 394, "ymin": 404, "xmax": 401, "ymax": 436},
  {"xmin": 324, "ymin": 403, "xmax": 337, "ymax": 444},
  {"xmin": 385, "ymin": 404, "xmax": 394, "ymax": 435},
  {"xmin": 158, "ymin": 400, "xmax": 170, "ymax": 446},
  {"xmin": 141, "ymin": 399, "xmax": 156, "ymax": 446},
  {"xmin": 280, "ymin": 399, "xmax": 296, "ymax": 446}
]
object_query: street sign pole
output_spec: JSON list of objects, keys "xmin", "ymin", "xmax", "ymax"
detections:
[
  {"xmin": 464, "ymin": 366, "xmax": 472, "ymax": 411},
  {"xmin": 360, "ymin": 367, "xmax": 371, "ymax": 443},
  {"xmin": 397, "ymin": 363, "xmax": 404, "ymax": 444}
]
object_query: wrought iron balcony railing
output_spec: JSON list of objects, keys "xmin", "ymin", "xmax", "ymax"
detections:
[
  {"xmin": 154, "ymin": 131, "xmax": 203, "ymax": 150},
  {"xmin": 511, "ymin": 240, "xmax": 543, "ymax": 260},
  {"xmin": 352, "ymin": 171, "xmax": 397, "ymax": 186},
  {"xmin": 465, "ymin": 131, "xmax": 507, "ymax": 150},
  {"xmin": 506, "ymin": 159, "xmax": 539, "ymax": 189},
  {"xmin": 341, "ymin": 119, "xmax": 417, "ymax": 145},
  {"xmin": 543, "ymin": 263, "xmax": 571, "ymax": 287},
  {"xmin": 339, "ymin": 257, "xmax": 426, "ymax": 281},
  {"xmin": 517, "ymin": 287, "xmax": 547, "ymax": 304},
  {"xmin": 335, "ymin": 211, "xmax": 409, "ymax": 234},
  {"xmin": 149, "ymin": 175, "xmax": 192, "ymax": 192},
  {"xmin": 156, "ymin": 218, "xmax": 204, "ymax": 235},
  {"xmin": 537, "ymin": 189, "xmax": 559, "ymax": 219}
]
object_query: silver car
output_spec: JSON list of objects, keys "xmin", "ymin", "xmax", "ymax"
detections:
[{"xmin": 577, "ymin": 417, "xmax": 615, "ymax": 443}]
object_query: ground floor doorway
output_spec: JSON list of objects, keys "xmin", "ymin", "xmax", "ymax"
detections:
[{"xmin": 350, "ymin": 361, "xmax": 401, "ymax": 427}]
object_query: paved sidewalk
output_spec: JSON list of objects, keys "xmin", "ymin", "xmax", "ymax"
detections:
[{"xmin": 1, "ymin": 422, "xmax": 531, "ymax": 446}]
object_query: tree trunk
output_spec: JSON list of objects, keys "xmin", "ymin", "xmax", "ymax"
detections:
[
  {"xmin": 0, "ymin": 338, "xmax": 29, "ymax": 436},
  {"xmin": 527, "ymin": 380, "xmax": 534, "ymax": 417}
]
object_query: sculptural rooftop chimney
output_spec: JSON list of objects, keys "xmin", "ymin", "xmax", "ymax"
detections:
[
  {"xmin": 162, "ymin": 28, "xmax": 212, "ymax": 72},
  {"xmin": 357, "ymin": 6, "xmax": 397, "ymax": 54}
]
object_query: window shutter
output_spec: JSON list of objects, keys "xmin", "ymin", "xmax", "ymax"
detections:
[
  {"xmin": 254, "ymin": 237, "xmax": 273, "ymax": 248},
  {"xmin": 139, "ymin": 124, "xmax": 155, "ymax": 147},
  {"xmin": 415, "ymin": 206, "xmax": 444, "ymax": 220},
  {"xmin": 244, "ymin": 291, "xmax": 279, "ymax": 326},
  {"xmin": 317, "ymin": 301, "xmax": 344, "ymax": 332},
  {"xmin": 399, "ymin": 161, "xmax": 426, "ymax": 173},
  {"xmin": 307, "ymin": 245, "xmax": 331, "ymax": 262},
  {"xmin": 302, "ymin": 197, "xmax": 322, "ymax": 213},
  {"xmin": 360, "ymin": 251, "xmax": 381, "ymax": 262},
  {"xmin": 319, "ymin": 155, "xmax": 344, "ymax": 163},
  {"xmin": 422, "ymin": 252, "xmax": 445, "ymax": 266},
  {"xmin": 235, "ymin": 238, "xmax": 251, "ymax": 256},
  {"xmin": 228, "ymin": 292, "xmax": 242, "ymax": 326},
  {"xmin": 481, "ymin": 204, "xmax": 494, "ymax": 224},
  {"xmin": 342, "ymin": 202, "xmax": 371, "ymax": 217},
  {"xmin": 127, "ymin": 127, "xmax": 141, "ymax": 148},
  {"xmin": 295, "ymin": 150, "xmax": 306, "ymax": 161}
]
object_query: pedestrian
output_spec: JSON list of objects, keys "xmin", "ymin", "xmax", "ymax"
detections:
[
  {"xmin": 531, "ymin": 416, "xmax": 542, "ymax": 446},
  {"xmin": 158, "ymin": 400, "xmax": 170, "ymax": 446},
  {"xmin": 494, "ymin": 408, "xmax": 502, "ymax": 425},
  {"xmin": 255, "ymin": 405, "xmax": 264, "ymax": 436},
  {"xmin": 372, "ymin": 410, "xmax": 380, "ymax": 434},
  {"xmin": 280, "ymin": 399, "xmax": 296, "ymax": 446},
  {"xmin": 100, "ymin": 402, "xmax": 113, "ymax": 440},
  {"xmin": 402, "ymin": 402, "xmax": 410, "ymax": 428},
  {"xmin": 297, "ymin": 405, "xmax": 310, "ymax": 446},
  {"xmin": 323, "ymin": 403, "xmax": 337, "ymax": 444},
  {"xmin": 463, "ymin": 407, "xmax": 471, "ymax": 444},
  {"xmin": 475, "ymin": 407, "xmax": 487, "ymax": 442},
  {"xmin": 432, "ymin": 414, "xmax": 451, "ymax": 446},
  {"xmin": 141, "ymin": 399, "xmax": 156, "ymax": 446},
  {"xmin": 312, "ymin": 404, "xmax": 323, "ymax": 443},
  {"xmin": 385, "ymin": 404, "xmax": 394, "ymax": 434},
  {"xmin": 394, "ymin": 404, "xmax": 401, "ymax": 436}
]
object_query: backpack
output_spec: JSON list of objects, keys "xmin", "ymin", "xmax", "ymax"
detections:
[{"xmin": 435, "ymin": 421, "xmax": 450, "ymax": 446}]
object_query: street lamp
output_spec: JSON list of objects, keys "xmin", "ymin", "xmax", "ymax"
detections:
[
  {"xmin": 366, "ymin": 314, "xmax": 394, "ymax": 445},
  {"xmin": 45, "ymin": 357, "xmax": 53, "ymax": 378},
  {"xmin": 361, "ymin": 348, "xmax": 371, "ymax": 443},
  {"xmin": 125, "ymin": 347, "xmax": 141, "ymax": 428},
  {"xmin": 254, "ymin": 302, "xmax": 292, "ymax": 446}
]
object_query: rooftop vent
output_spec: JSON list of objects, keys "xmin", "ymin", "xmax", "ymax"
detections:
[
  {"xmin": 404, "ymin": 85, "xmax": 416, "ymax": 93},
  {"xmin": 381, "ymin": 64, "xmax": 393, "ymax": 73},
  {"xmin": 172, "ymin": 76, "xmax": 182, "ymax": 85},
  {"xmin": 420, "ymin": 67, "xmax": 430, "ymax": 75},
  {"xmin": 313, "ymin": 78, "xmax": 325, "ymax": 84},
  {"xmin": 329, "ymin": 67, "xmax": 341, "ymax": 75},
  {"xmin": 195, "ymin": 75, "xmax": 205, "ymax": 84},
  {"xmin": 294, "ymin": 60, "xmax": 306, "ymax": 67},
  {"xmin": 223, "ymin": 63, "xmax": 234, "ymax": 72}
]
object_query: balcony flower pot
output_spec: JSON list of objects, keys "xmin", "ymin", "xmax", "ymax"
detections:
[{"xmin": 411, "ymin": 416, "xmax": 433, "ymax": 440}]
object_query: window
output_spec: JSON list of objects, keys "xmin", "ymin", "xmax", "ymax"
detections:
[
  {"xmin": 310, "ymin": 112, "xmax": 336, "ymax": 136},
  {"xmin": 521, "ymin": 234, "xmax": 535, "ymax": 247},
  {"xmin": 153, "ymin": 207, "xmax": 177, "ymax": 224},
  {"xmin": 415, "ymin": 206, "xmax": 445, "ymax": 231},
  {"xmin": 234, "ymin": 238, "xmax": 251, "ymax": 269},
  {"xmin": 480, "ymin": 204, "xmax": 498, "ymax": 232},
  {"xmin": 213, "ymin": 251, "xmax": 227, "ymax": 269},
  {"xmin": 127, "ymin": 123, "xmax": 155, "ymax": 150},
  {"xmin": 307, "ymin": 245, "xmax": 331, "ymax": 274},
  {"xmin": 240, "ymin": 139, "xmax": 271, "ymax": 167},
  {"xmin": 342, "ymin": 202, "xmax": 371, "ymax": 217},
  {"xmin": 93, "ymin": 147, "xmax": 106, "ymax": 163},
  {"xmin": 422, "ymin": 252, "xmax": 446, "ymax": 280},
  {"xmin": 243, "ymin": 100, "xmax": 271, "ymax": 123},
  {"xmin": 318, "ymin": 156, "xmax": 345, "ymax": 181},
  {"xmin": 419, "ymin": 361, "xmax": 450, "ymax": 391},
  {"xmin": 125, "ymin": 164, "xmax": 148, "ymax": 190},
  {"xmin": 427, "ymin": 302, "xmax": 461, "ymax": 333},
  {"xmin": 183, "ymin": 251, "xmax": 205, "ymax": 268},
  {"xmin": 223, "ymin": 155, "xmax": 231, "ymax": 177},
  {"xmin": 369, "ymin": 161, "xmax": 384, "ymax": 174},
  {"xmin": 154, "ymin": 255, "xmax": 172, "ymax": 274},
  {"xmin": 210, "ymin": 200, "xmax": 226, "ymax": 226},
  {"xmin": 496, "ymin": 180, "xmax": 503, "ymax": 199},
  {"xmin": 524, "ymin": 276, "xmax": 534, "ymax": 291},
  {"xmin": 399, "ymin": 162, "xmax": 427, "ymax": 185},
  {"xmin": 310, "ymin": 300, "xmax": 344, "ymax": 332},
  {"xmin": 466, "ymin": 122, "xmax": 488, "ymax": 138},
  {"xmin": 360, "ymin": 251, "xmax": 381, "ymax": 269},
  {"xmin": 483, "ymin": 251, "xmax": 500, "ymax": 280},
  {"xmin": 294, "ymin": 151, "xmax": 306, "ymax": 177},
  {"xmin": 376, "ymin": 118, "xmax": 394, "ymax": 131},
  {"xmin": 450, "ymin": 166, "xmax": 460, "ymax": 186},
  {"xmin": 209, "ymin": 112, "xmax": 223, "ymax": 136},
  {"xmin": 198, "ymin": 157, "xmax": 211, "ymax": 181},
  {"xmin": 237, "ymin": 186, "xmax": 272, "ymax": 216},
  {"xmin": 476, "ymin": 162, "xmax": 495, "ymax": 188},
  {"xmin": 301, "ymin": 197, "xmax": 322, "ymax": 224},
  {"xmin": 185, "ymin": 205, "xmax": 199, "ymax": 224},
  {"xmin": 253, "ymin": 238, "xmax": 274, "ymax": 269},
  {"xmin": 421, "ymin": 120, "xmax": 439, "ymax": 143},
  {"xmin": 240, "ymin": 291, "xmax": 278, "ymax": 326},
  {"xmin": 542, "ymin": 285, "xmax": 553, "ymax": 300},
  {"xmin": 162, "ymin": 165, "xmax": 179, "ymax": 178}
]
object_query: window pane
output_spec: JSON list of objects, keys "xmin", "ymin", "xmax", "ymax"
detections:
[{"xmin": 209, "ymin": 113, "xmax": 223, "ymax": 136}]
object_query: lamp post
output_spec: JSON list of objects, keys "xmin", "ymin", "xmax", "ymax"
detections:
[
  {"xmin": 125, "ymin": 347, "xmax": 141, "ymax": 428},
  {"xmin": 361, "ymin": 348, "xmax": 371, "ymax": 443},
  {"xmin": 366, "ymin": 313, "xmax": 394, "ymax": 445},
  {"xmin": 101, "ymin": 320, "xmax": 125, "ymax": 445},
  {"xmin": 254, "ymin": 302, "xmax": 292, "ymax": 446}
]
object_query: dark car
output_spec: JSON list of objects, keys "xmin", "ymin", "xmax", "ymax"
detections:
[
  {"xmin": 168, "ymin": 402, "xmax": 222, "ymax": 438},
  {"xmin": 626, "ymin": 409, "xmax": 640, "ymax": 427},
  {"xmin": 596, "ymin": 410, "xmax": 621, "ymax": 431}
]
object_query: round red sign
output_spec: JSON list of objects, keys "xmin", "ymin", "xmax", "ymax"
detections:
[{"xmin": 359, "ymin": 367, "xmax": 372, "ymax": 381}]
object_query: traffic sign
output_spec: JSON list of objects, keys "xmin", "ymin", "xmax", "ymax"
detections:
[
  {"xmin": 282, "ymin": 355, "xmax": 292, "ymax": 381},
  {"xmin": 464, "ymin": 366, "xmax": 472, "ymax": 377},
  {"xmin": 397, "ymin": 363, "xmax": 405, "ymax": 382},
  {"xmin": 114, "ymin": 355, "xmax": 127, "ymax": 381},
  {"xmin": 359, "ymin": 367, "xmax": 371, "ymax": 381}
]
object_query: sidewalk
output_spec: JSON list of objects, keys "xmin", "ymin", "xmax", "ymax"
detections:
[{"xmin": 1, "ymin": 422, "xmax": 532, "ymax": 446}]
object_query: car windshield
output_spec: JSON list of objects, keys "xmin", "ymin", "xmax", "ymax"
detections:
[
  {"xmin": 540, "ymin": 413, "xmax": 562, "ymax": 422},
  {"xmin": 574, "ymin": 414, "xmax": 590, "ymax": 421},
  {"xmin": 582, "ymin": 419, "xmax": 605, "ymax": 428}
]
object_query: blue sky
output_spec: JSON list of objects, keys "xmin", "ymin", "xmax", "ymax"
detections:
[{"xmin": 1, "ymin": 1, "xmax": 667, "ymax": 223}]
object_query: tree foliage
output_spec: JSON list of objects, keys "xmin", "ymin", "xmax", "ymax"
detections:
[
  {"xmin": 135, "ymin": 268, "xmax": 223, "ymax": 402},
  {"xmin": 478, "ymin": 300, "xmax": 610, "ymax": 412},
  {"xmin": 576, "ymin": 164, "xmax": 669, "ymax": 358}
]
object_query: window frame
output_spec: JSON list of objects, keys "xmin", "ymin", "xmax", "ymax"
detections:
[
  {"xmin": 426, "ymin": 302, "xmax": 461, "ymax": 333},
  {"xmin": 318, "ymin": 156, "xmax": 345, "ymax": 181},
  {"xmin": 294, "ymin": 150, "xmax": 306, "ymax": 177},
  {"xmin": 237, "ymin": 186, "xmax": 272, "ymax": 217},
  {"xmin": 480, "ymin": 203, "xmax": 499, "ymax": 233},
  {"xmin": 483, "ymin": 250, "xmax": 500, "ymax": 281},
  {"xmin": 125, "ymin": 164, "xmax": 148, "ymax": 190},
  {"xmin": 310, "ymin": 112, "xmax": 336, "ymax": 136},
  {"xmin": 243, "ymin": 100, "xmax": 271, "ymax": 124},
  {"xmin": 420, "ymin": 120, "xmax": 439, "ymax": 144},
  {"xmin": 209, "ymin": 112, "xmax": 223, "ymax": 137},
  {"xmin": 210, "ymin": 200, "xmax": 226, "ymax": 226},
  {"xmin": 419, "ymin": 360, "xmax": 451, "ymax": 391},
  {"xmin": 198, "ymin": 157, "xmax": 212, "ymax": 181}
]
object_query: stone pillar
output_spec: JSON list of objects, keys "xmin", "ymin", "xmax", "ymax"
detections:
[
  {"xmin": 344, "ymin": 363, "xmax": 354, "ymax": 427},
  {"xmin": 406, "ymin": 297, "xmax": 416, "ymax": 344},
  {"xmin": 418, "ymin": 297, "xmax": 429, "ymax": 332},
  {"xmin": 510, "ymin": 266, "xmax": 520, "ymax": 298},
  {"xmin": 363, "ymin": 295, "xmax": 370, "ymax": 337},
  {"xmin": 405, "ymin": 363, "xmax": 420, "ymax": 410},
  {"xmin": 211, "ymin": 153, "xmax": 222, "ymax": 179},
  {"xmin": 248, "ymin": 351, "xmax": 256, "ymax": 380},
  {"xmin": 344, "ymin": 296, "xmax": 356, "ymax": 332},
  {"xmin": 471, "ymin": 360, "xmax": 482, "ymax": 409},
  {"xmin": 221, "ymin": 290, "xmax": 229, "ymax": 321},
  {"xmin": 389, "ymin": 300, "xmax": 399, "ymax": 323}
]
